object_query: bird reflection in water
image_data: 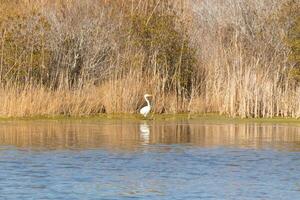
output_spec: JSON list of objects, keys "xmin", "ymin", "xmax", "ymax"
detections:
[{"xmin": 139, "ymin": 122, "xmax": 150, "ymax": 145}]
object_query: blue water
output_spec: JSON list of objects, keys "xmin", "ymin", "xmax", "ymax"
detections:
[{"xmin": 0, "ymin": 121, "xmax": 299, "ymax": 199}]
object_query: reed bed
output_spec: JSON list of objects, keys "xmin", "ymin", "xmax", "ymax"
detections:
[{"xmin": 0, "ymin": 0, "xmax": 299, "ymax": 118}]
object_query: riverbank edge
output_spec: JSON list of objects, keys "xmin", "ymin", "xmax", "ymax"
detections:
[{"xmin": 0, "ymin": 113, "xmax": 299, "ymax": 124}]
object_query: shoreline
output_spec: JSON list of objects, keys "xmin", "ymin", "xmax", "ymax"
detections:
[{"xmin": 0, "ymin": 113, "xmax": 299, "ymax": 124}]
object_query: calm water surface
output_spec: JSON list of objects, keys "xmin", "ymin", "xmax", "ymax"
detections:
[{"xmin": 0, "ymin": 120, "xmax": 300, "ymax": 199}]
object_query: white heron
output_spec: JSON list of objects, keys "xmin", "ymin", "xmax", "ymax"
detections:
[{"xmin": 140, "ymin": 94, "xmax": 152, "ymax": 117}]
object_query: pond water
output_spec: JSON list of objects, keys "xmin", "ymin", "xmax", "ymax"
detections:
[{"xmin": 0, "ymin": 119, "xmax": 300, "ymax": 199}]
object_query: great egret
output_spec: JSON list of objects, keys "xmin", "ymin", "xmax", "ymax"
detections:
[{"xmin": 140, "ymin": 94, "xmax": 152, "ymax": 117}]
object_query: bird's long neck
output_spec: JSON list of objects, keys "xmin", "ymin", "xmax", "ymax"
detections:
[{"xmin": 144, "ymin": 96, "xmax": 150, "ymax": 107}]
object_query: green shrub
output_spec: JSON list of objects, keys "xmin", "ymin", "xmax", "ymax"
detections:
[
  {"xmin": 286, "ymin": 12, "xmax": 300, "ymax": 83},
  {"xmin": 0, "ymin": 3, "xmax": 51, "ymax": 83},
  {"xmin": 275, "ymin": 0, "xmax": 300, "ymax": 83},
  {"xmin": 287, "ymin": 16, "xmax": 300, "ymax": 67},
  {"xmin": 130, "ymin": 11, "xmax": 196, "ymax": 96}
]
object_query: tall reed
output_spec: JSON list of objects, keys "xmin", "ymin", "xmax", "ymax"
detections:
[{"xmin": 0, "ymin": 0, "xmax": 299, "ymax": 118}]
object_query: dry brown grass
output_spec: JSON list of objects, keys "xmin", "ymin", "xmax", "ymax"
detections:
[
  {"xmin": 0, "ymin": 84, "xmax": 103, "ymax": 117},
  {"xmin": 0, "ymin": 0, "xmax": 299, "ymax": 118}
]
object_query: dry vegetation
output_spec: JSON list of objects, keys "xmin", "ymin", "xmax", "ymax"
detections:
[{"xmin": 0, "ymin": 0, "xmax": 299, "ymax": 118}]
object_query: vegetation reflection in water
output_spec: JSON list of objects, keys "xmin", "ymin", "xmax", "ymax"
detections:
[
  {"xmin": 0, "ymin": 120, "xmax": 299, "ymax": 151},
  {"xmin": 0, "ymin": 120, "xmax": 300, "ymax": 199}
]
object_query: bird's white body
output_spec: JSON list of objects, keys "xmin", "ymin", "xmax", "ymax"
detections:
[
  {"xmin": 140, "ymin": 94, "xmax": 152, "ymax": 117},
  {"xmin": 140, "ymin": 105, "xmax": 151, "ymax": 117}
]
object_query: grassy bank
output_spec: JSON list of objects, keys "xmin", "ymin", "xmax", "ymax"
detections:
[
  {"xmin": 0, "ymin": 1, "xmax": 300, "ymax": 118},
  {"xmin": 1, "ymin": 113, "xmax": 300, "ymax": 125}
]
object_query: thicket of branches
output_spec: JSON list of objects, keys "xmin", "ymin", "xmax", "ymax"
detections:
[{"xmin": 0, "ymin": 0, "xmax": 299, "ymax": 117}]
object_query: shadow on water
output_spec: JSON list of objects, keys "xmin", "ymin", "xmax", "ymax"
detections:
[{"xmin": 0, "ymin": 120, "xmax": 299, "ymax": 151}]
